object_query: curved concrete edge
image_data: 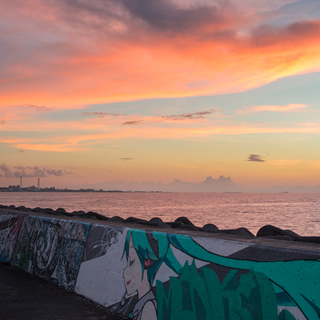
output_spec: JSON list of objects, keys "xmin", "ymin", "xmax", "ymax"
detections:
[
  {"xmin": 1, "ymin": 209, "xmax": 320, "ymax": 320},
  {"xmin": 4, "ymin": 204, "xmax": 320, "ymax": 245},
  {"xmin": 0, "ymin": 211, "xmax": 24, "ymax": 263}
]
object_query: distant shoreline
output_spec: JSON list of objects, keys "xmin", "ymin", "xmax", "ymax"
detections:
[{"xmin": 0, "ymin": 187, "xmax": 164, "ymax": 193}]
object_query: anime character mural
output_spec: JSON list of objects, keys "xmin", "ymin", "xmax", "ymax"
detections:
[
  {"xmin": 110, "ymin": 230, "xmax": 163, "ymax": 319},
  {"xmin": 123, "ymin": 232, "xmax": 158, "ymax": 320},
  {"xmin": 110, "ymin": 228, "xmax": 320, "ymax": 320}
]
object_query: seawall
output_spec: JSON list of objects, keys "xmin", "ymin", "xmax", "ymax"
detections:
[{"xmin": 1, "ymin": 206, "xmax": 320, "ymax": 320}]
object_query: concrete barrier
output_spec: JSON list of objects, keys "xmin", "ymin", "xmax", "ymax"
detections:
[
  {"xmin": 0, "ymin": 212, "xmax": 24, "ymax": 262},
  {"xmin": 11, "ymin": 214, "xmax": 90, "ymax": 290},
  {"xmin": 1, "ymin": 208, "xmax": 320, "ymax": 320}
]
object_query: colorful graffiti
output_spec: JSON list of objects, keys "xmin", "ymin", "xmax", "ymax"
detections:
[
  {"xmin": 76, "ymin": 227, "xmax": 320, "ymax": 320},
  {"xmin": 0, "ymin": 211, "xmax": 24, "ymax": 262},
  {"xmin": 11, "ymin": 215, "xmax": 90, "ymax": 290},
  {"xmin": 1, "ymin": 209, "xmax": 319, "ymax": 320}
]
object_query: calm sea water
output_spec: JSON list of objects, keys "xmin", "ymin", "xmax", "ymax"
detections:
[{"xmin": 0, "ymin": 192, "xmax": 319, "ymax": 236}]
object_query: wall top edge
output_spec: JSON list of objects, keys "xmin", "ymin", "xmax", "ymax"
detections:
[{"xmin": 1, "ymin": 207, "xmax": 320, "ymax": 253}]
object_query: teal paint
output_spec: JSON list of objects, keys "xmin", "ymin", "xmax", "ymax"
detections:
[
  {"xmin": 168, "ymin": 234, "xmax": 319, "ymax": 319},
  {"xmin": 157, "ymin": 262, "xmax": 293, "ymax": 320}
]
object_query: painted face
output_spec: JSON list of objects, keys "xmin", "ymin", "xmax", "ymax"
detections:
[{"xmin": 123, "ymin": 236, "xmax": 145, "ymax": 295}]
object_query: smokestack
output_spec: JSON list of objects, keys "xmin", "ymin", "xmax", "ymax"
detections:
[
  {"xmin": 38, "ymin": 177, "xmax": 40, "ymax": 190},
  {"xmin": 20, "ymin": 176, "xmax": 23, "ymax": 188}
]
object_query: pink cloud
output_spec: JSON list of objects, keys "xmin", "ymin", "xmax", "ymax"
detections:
[
  {"xmin": 238, "ymin": 104, "xmax": 308, "ymax": 114},
  {"xmin": 1, "ymin": 1, "xmax": 320, "ymax": 108}
]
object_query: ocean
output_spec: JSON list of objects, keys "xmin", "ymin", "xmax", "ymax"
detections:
[{"xmin": 0, "ymin": 192, "xmax": 319, "ymax": 236}]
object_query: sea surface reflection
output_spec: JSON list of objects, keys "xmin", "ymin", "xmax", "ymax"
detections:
[{"xmin": 0, "ymin": 192, "xmax": 319, "ymax": 236}]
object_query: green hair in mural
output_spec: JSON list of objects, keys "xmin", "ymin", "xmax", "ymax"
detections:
[
  {"xmin": 157, "ymin": 262, "xmax": 297, "ymax": 320},
  {"xmin": 167, "ymin": 233, "xmax": 320, "ymax": 319},
  {"xmin": 123, "ymin": 229, "xmax": 320, "ymax": 320},
  {"xmin": 123, "ymin": 229, "xmax": 182, "ymax": 285}
]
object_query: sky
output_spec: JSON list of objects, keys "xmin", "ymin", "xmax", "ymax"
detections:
[{"xmin": 1, "ymin": 0, "xmax": 320, "ymax": 192}]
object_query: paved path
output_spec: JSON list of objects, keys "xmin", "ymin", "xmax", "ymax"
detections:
[{"xmin": 0, "ymin": 262, "xmax": 129, "ymax": 320}]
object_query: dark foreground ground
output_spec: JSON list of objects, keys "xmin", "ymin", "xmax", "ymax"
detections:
[{"xmin": 0, "ymin": 262, "xmax": 129, "ymax": 320}]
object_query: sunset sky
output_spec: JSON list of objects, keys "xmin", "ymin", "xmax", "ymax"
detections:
[{"xmin": 1, "ymin": 0, "xmax": 320, "ymax": 192}]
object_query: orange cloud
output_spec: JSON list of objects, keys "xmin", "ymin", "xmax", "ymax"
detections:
[
  {"xmin": 14, "ymin": 143, "xmax": 80, "ymax": 153},
  {"xmin": 0, "ymin": 105, "xmax": 52, "ymax": 122},
  {"xmin": 1, "ymin": 1, "xmax": 320, "ymax": 108},
  {"xmin": 3, "ymin": 119, "xmax": 320, "ymax": 154}
]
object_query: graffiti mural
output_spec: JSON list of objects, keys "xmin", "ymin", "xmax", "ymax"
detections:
[
  {"xmin": 2, "ymin": 208, "xmax": 320, "ymax": 320},
  {"xmin": 76, "ymin": 226, "xmax": 320, "ymax": 320},
  {"xmin": 0, "ymin": 211, "xmax": 24, "ymax": 262},
  {"xmin": 82, "ymin": 224, "xmax": 124, "ymax": 262},
  {"xmin": 11, "ymin": 215, "xmax": 90, "ymax": 290},
  {"xmin": 75, "ymin": 224, "xmax": 127, "ymax": 306}
]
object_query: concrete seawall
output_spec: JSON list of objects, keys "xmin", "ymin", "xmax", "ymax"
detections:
[{"xmin": 1, "ymin": 207, "xmax": 320, "ymax": 320}]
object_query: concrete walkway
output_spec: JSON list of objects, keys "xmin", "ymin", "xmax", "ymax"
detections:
[{"xmin": 0, "ymin": 262, "xmax": 129, "ymax": 320}]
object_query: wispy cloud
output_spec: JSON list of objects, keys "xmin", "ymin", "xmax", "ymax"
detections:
[
  {"xmin": 238, "ymin": 104, "xmax": 308, "ymax": 114},
  {"xmin": 13, "ymin": 143, "xmax": 86, "ymax": 153},
  {"xmin": 2, "ymin": 120, "xmax": 320, "ymax": 154},
  {"xmin": 0, "ymin": 104, "xmax": 52, "ymax": 122},
  {"xmin": 163, "ymin": 110, "xmax": 215, "ymax": 120},
  {"xmin": 120, "ymin": 158, "xmax": 133, "ymax": 161},
  {"xmin": 82, "ymin": 112, "xmax": 122, "ymax": 118},
  {"xmin": 11, "ymin": 104, "xmax": 50, "ymax": 111},
  {"xmin": 122, "ymin": 120, "xmax": 145, "ymax": 125},
  {"xmin": 121, "ymin": 109, "xmax": 215, "ymax": 126},
  {"xmin": 247, "ymin": 154, "xmax": 265, "ymax": 162}
]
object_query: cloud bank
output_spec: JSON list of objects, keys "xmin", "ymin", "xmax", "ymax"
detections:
[
  {"xmin": 88, "ymin": 175, "xmax": 236, "ymax": 192},
  {"xmin": 1, "ymin": 0, "xmax": 320, "ymax": 106},
  {"xmin": 0, "ymin": 164, "xmax": 72, "ymax": 178}
]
